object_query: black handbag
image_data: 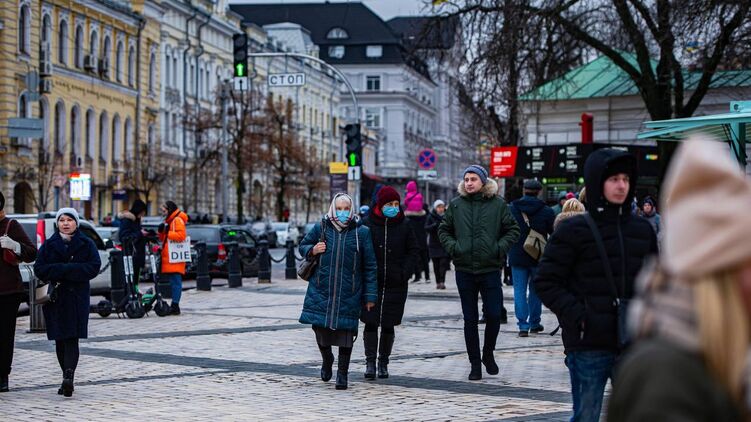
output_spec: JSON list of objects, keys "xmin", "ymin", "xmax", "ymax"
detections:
[
  {"xmin": 297, "ymin": 220, "xmax": 326, "ymax": 281},
  {"xmin": 583, "ymin": 214, "xmax": 630, "ymax": 350}
]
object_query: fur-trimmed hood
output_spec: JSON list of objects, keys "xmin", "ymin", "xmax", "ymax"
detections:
[
  {"xmin": 118, "ymin": 211, "xmax": 136, "ymax": 221},
  {"xmin": 404, "ymin": 209, "xmax": 426, "ymax": 217},
  {"xmin": 457, "ymin": 178, "xmax": 499, "ymax": 199}
]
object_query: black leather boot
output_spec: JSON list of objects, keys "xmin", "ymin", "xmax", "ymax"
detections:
[
  {"xmin": 0, "ymin": 374, "xmax": 8, "ymax": 392},
  {"xmin": 319, "ymin": 345, "xmax": 334, "ymax": 382},
  {"xmin": 482, "ymin": 349, "xmax": 499, "ymax": 375},
  {"xmin": 170, "ymin": 303, "xmax": 181, "ymax": 315},
  {"xmin": 377, "ymin": 332, "xmax": 395, "ymax": 379},
  {"xmin": 62, "ymin": 369, "xmax": 74, "ymax": 397},
  {"xmin": 335, "ymin": 351, "xmax": 351, "ymax": 390},
  {"xmin": 363, "ymin": 331, "xmax": 377, "ymax": 380},
  {"xmin": 468, "ymin": 360, "xmax": 483, "ymax": 381}
]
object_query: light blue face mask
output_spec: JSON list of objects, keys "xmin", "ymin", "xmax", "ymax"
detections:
[
  {"xmin": 336, "ymin": 210, "xmax": 350, "ymax": 223},
  {"xmin": 382, "ymin": 206, "xmax": 399, "ymax": 218}
]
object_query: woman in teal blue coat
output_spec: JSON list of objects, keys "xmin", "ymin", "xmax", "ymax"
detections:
[{"xmin": 299, "ymin": 193, "xmax": 377, "ymax": 390}]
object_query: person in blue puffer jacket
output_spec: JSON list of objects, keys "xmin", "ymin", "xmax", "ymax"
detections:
[{"xmin": 299, "ymin": 193, "xmax": 377, "ymax": 391}]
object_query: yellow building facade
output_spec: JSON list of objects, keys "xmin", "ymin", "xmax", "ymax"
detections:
[{"xmin": 0, "ymin": 0, "xmax": 162, "ymax": 221}]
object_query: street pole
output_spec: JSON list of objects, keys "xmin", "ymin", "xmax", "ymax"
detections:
[{"xmin": 221, "ymin": 81, "xmax": 229, "ymax": 223}]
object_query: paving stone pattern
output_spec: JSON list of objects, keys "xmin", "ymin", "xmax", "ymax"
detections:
[{"xmin": 0, "ymin": 270, "xmax": 607, "ymax": 421}]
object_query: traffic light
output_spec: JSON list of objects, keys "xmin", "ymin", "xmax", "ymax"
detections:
[
  {"xmin": 233, "ymin": 33, "xmax": 248, "ymax": 77},
  {"xmin": 344, "ymin": 123, "xmax": 361, "ymax": 167}
]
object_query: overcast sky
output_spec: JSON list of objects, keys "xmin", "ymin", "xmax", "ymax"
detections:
[{"xmin": 227, "ymin": 0, "xmax": 434, "ymax": 20}]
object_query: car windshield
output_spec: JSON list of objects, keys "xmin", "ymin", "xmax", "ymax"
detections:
[
  {"xmin": 19, "ymin": 222, "xmax": 37, "ymax": 244},
  {"xmin": 186, "ymin": 227, "xmax": 221, "ymax": 243},
  {"xmin": 272, "ymin": 223, "xmax": 288, "ymax": 231},
  {"xmin": 251, "ymin": 222, "xmax": 267, "ymax": 231}
]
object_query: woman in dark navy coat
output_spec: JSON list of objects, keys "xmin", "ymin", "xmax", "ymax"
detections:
[{"xmin": 34, "ymin": 208, "xmax": 100, "ymax": 397}]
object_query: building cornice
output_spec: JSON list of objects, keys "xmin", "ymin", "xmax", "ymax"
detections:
[{"xmin": 54, "ymin": 65, "xmax": 139, "ymax": 97}]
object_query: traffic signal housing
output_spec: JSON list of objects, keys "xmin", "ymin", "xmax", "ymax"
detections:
[
  {"xmin": 233, "ymin": 33, "xmax": 248, "ymax": 77},
  {"xmin": 344, "ymin": 123, "xmax": 361, "ymax": 167}
]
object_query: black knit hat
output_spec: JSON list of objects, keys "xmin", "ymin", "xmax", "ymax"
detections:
[
  {"xmin": 130, "ymin": 199, "xmax": 147, "ymax": 216},
  {"xmin": 164, "ymin": 200, "xmax": 178, "ymax": 216},
  {"xmin": 0, "ymin": 191, "xmax": 4, "ymax": 211}
]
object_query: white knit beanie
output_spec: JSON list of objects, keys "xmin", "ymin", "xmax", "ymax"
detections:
[{"xmin": 56, "ymin": 207, "xmax": 80, "ymax": 226}]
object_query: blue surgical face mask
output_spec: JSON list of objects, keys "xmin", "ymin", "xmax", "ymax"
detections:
[
  {"xmin": 382, "ymin": 206, "xmax": 399, "ymax": 218},
  {"xmin": 336, "ymin": 210, "xmax": 350, "ymax": 223}
]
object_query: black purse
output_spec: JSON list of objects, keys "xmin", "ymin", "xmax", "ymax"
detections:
[
  {"xmin": 583, "ymin": 214, "xmax": 630, "ymax": 351},
  {"xmin": 297, "ymin": 220, "xmax": 326, "ymax": 281}
]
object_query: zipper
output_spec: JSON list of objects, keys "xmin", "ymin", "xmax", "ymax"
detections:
[
  {"xmin": 379, "ymin": 219, "xmax": 388, "ymax": 325},
  {"xmin": 616, "ymin": 207, "xmax": 626, "ymax": 297},
  {"xmin": 329, "ymin": 229, "xmax": 343, "ymax": 329}
]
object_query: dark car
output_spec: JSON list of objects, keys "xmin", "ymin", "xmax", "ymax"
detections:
[
  {"xmin": 185, "ymin": 225, "xmax": 259, "ymax": 279},
  {"xmin": 248, "ymin": 221, "xmax": 278, "ymax": 247}
]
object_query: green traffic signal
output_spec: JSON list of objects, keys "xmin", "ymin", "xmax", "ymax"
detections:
[
  {"xmin": 235, "ymin": 63, "xmax": 245, "ymax": 77},
  {"xmin": 348, "ymin": 152, "xmax": 357, "ymax": 166}
]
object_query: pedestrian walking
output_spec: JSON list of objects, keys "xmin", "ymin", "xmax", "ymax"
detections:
[
  {"xmin": 425, "ymin": 200, "xmax": 450, "ymax": 290},
  {"xmin": 640, "ymin": 196, "xmax": 661, "ymax": 239},
  {"xmin": 158, "ymin": 201, "xmax": 188, "ymax": 315},
  {"xmin": 608, "ymin": 140, "xmax": 751, "ymax": 422},
  {"xmin": 404, "ymin": 181, "xmax": 429, "ymax": 283},
  {"xmin": 34, "ymin": 208, "xmax": 101, "ymax": 397},
  {"xmin": 535, "ymin": 149, "xmax": 658, "ymax": 422},
  {"xmin": 299, "ymin": 193, "xmax": 377, "ymax": 390},
  {"xmin": 361, "ymin": 186, "xmax": 419, "ymax": 380},
  {"xmin": 438, "ymin": 165, "xmax": 520, "ymax": 380},
  {"xmin": 508, "ymin": 180, "xmax": 555, "ymax": 337},
  {"xmin": 118, "ymin": 199, "xmax": 148, "ymax": 286},
  {"xmin": 551, "ymin": 191, "xmax": 568, "ymax": 215},
  {"xmin": 553, "ymin": 198, "xmax": 586, "ymax": 231},
  {"xmin": 0, "ymin": 191, "xmax": 37, "ymax": 392}
]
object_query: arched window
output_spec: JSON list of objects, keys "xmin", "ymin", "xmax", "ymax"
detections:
[
  {"xmin": 127, "ymin": 45, "xmax": 135, "ymax": 86},
  {"xmin": 17, "ymin": 92, "xmax": 30, "ymax": 145},
  {"xmin": 172, "ymin": 55, "xmax": 178, "ymax": 87},
  {"xmin": 115, "ymin": 40, "xmax": 124, "ymax": 82},
  {"xmin": 85, "ymin": 109, "xmax": 95, "ymax": 158},
  {"xmin": 102, "ymin": 36, "xmax": 111, "ymax": 78},
  {"xmin": 41, "ymin": 14, "xmax": 51, "ymax": 46},
  {"xmin": 149, "ymin": 51, "xmax": 156, "ymax": 92},
  {"xmin": 99, "ymin": 112, "xmax": 109, "ymax": 161},
  {"xmin": 39, "ymin": 98, "xmax": 50, "ymax": 151},
  {"xmin": 90, "ymin": 30, "xmax": 98, "ymax": 59},
  {"xmin": 326, "ymin": 27, "xmax": 348, "ymax": 39},
  {"xmin": 124, "ymin": 117, "xmax": 133, "ymax": 158},
  {"xmin": 165, "ymin": 49, "xmax": 171, "ymax": 89},
  {"xmin": 111, "ymin": 114, "xmax": 121, "ymax": 163},
  {"xmin": 18, "ymin": 4, "xmax": 31, "ymax": 55},
  {"xmin": 70, "ymin": 105, "xmax": 80, "ymax": 156},
  {"xmin": 74, "ymin": 24, "xmax": 84, "ymax": 68},
  {"xmin": 148, "ymin": 124, "xmax": 155, "ymax": 148},
  {"xmin": 54, "ymin": 101, "xmax": 65, "ymax": 153},
  {"xmin": 58, "ymin": 19, "xmax": 68, "ymax": 64}
]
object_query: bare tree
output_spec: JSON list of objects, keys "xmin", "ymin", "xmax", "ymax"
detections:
[
  {"xmin": 33, "ymin": 151, "xmax": 62, "ymax": 212},
  {"xmin": 123, "ymin": 142, "xmax": 170, "ymax": 208}
]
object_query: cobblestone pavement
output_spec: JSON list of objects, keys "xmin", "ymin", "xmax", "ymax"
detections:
[{"xmin": 1, "ymin": 269, "xmax": 594, "ymax": 421}]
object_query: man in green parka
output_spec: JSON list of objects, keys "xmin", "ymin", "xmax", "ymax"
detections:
[{"xmin": 439, "ymin": 165, "xmax": 520, "ymax": 381}]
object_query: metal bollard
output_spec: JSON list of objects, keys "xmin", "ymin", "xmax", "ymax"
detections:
[
  {"xmin": 28, "ymin": 273, "xmax": 46, "ymax": 333},
  {"xmin": 109, "ymin": 250, "xmax": 127, "ymax": 306},
  {"xmin": 285, "ymin": 239, "xmax": 297, "ymax": 280},
  {"xmin": 258, "ymin": 237, "xmax": 271, "ymax": 284},
  {"xmin": 226, "ymin": 241, "xmax": 242, "ymax": 288},
  {"xmin": 194, "ymin": 241, "xmax": 211, "ymax": 291}
]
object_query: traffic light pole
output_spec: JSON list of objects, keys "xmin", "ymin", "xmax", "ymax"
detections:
[{"xmin": 247, "ymin": 52, "xmax": 362, "ymax": 205}]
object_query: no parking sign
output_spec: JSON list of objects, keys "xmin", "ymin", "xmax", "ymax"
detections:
[{"xmin": 417, "ymin": 149, "xmax": 437, "ymax": 170}]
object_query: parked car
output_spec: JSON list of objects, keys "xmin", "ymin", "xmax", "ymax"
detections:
[
  {"xmin": 298, "ymin": 222, "xmax": 316, "ymax": 244},
  {"xmin": 9, "ymin": 213, "xmax": 114, "ymax": 300},
  {"xmin": 249, "ymin": 221, "xmax": 277, "ymax": 247},
  {"xmin": 184, "ymin": 225, "xmax": 259, "ymax": 279},
  {"xmin": 272, "ymin": 222, "xmax": 299, "ymax": 247},
  {"xmin": 95, "ymin": 226, "xmax": 121, "ymax": 248}
]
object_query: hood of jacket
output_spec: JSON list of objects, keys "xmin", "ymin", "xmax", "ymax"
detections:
[
  {"xmin": 511, "ymin": 195, "xmax": 547, "ymax": 216},
  {"xmin": 406, "ymin": 180, "xmax": 418, "ymax": 193},
  {"xmin": 457, "ymin": 178, "xmax": 499, "ymax": 199},
  {"xmin": 583, "ymin": 148, "xmax": 637, "ymax": 220},
  {"xmin": 166, "ymin": 209, "xmax": 188, "ymax": 225},
  {"xmin": 404, "ymin": 209, "xmax": 426, "ymax": 217},
  {"xmin": 118, "ymin": 211, "xmax": 136, "ymax": 221}
]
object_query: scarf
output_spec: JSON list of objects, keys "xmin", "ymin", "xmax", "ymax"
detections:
[{"xmin": 327, "ymin": 193, "xmax": 356, "ymax": 232}]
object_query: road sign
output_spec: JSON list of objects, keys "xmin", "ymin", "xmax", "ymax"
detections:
[
  {"xmin": 329, "ymin": 162, "xmax": 348, "ymax": 174},
  {"xmin": 490, "ymin": 146, "xmax": 518, "ymax": 178},
  {"xmin": 417, "ymin": 149, "xmax": 437, "ymax": 170},
  {"xmin": 418, "ymin": 169, "xmax": 438, "ymax": 181},
  {"xmin": 348, "ymin": 166, "xmax": 361, "ymax": 181},
  {"xmin": 69, "ymin": 173, "xmax": 91, "ymax": 201},
  {"xmin": 268, "ymin": 73, "xmax": 306, "ymax": 87},
  {"xmin": 7, "ymin": 117, "xmax": 43, "ymax": 139},
  {"xmin": 233, "ymin": 76, "xmax": 248, "ymax": 91},
  {"xmin": 330, "ymin": 173, "xmax": 348, "ymax": 199}
]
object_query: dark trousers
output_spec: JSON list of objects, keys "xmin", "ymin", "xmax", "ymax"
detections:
[
  {"xmin": 431, "ymin": 257, "xmax": 451, "ymax": 285},
  {"xmin": 0, "ymin": 295, "xmax": 21, "ymax": 376},
  {"xmin": 55, "ymin": 338, "xmax": 80, "ymax": 373},
  {"xmin": 456, "ymin": 270, "xmax": 502, "ymax": 363},
  {"xmin": 414, "ymin": 249, "xmax": 430, "ymax": 280}
]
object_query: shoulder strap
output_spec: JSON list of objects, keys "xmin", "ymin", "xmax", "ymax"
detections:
[
  {"xmin": 520, "ymin": 212, "xmax": 531, "ymax": 228},
  {"xmin": 583, "ymin": 213, "xmax": 621, "ymax": 299},
  {"xmin": 319, "ymin": 219, "xmax": 327, "ymax": 242},
  {"xmin": 2, "ymin": 218, "xmax": 12, "ymax": 236}
]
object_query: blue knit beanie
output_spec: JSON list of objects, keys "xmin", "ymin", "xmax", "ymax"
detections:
[{"xmin": 463, "ymin": 165, "xmax": 489, "ymax": 185}]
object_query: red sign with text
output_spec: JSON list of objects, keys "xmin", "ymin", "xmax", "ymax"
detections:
[{"xmin": 490, "ymin": 146, "xmax": 518, "ymax": 178}]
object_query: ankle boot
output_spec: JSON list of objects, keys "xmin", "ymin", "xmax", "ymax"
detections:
[
  {"xmin": 335, "ymin": 351, "xmax": 351, "ymax": 390},
  {"xmin": 62, "ymin": 369, "xmax": 75, "ymax": 397},
  {"xmin": 318, "ymin": 345, "xmax": 334, "ymax": 382},
  {"xmin": 377, "ymin": 332, "xmax": 395, "ymax": 379},
  {"xmin": 363, "ymin": 331, "xmax": 378, "ymax": 380},
  {"xmin": 468, "ymin": 361, "xmax": 482, "ymax": 381},
  {"xmin": 482, "ymin": 349, "xmax": 499, "ymax": 375},
  {"xmin": 170, "ymin": 303, "xmax": 181, "ymax": 315},
  {"xmin": 0, "ymin": 374, "xmax": 8, "ymax": 392}
]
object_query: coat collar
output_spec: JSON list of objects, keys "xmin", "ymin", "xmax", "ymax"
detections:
[{"xmin": 457, "ymin": 178, "xmax": 499, "ymax": 200}]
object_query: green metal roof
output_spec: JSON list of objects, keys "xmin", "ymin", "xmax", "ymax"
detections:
[{"xmin": 520, "ymin": 54, "xmax": 751, "ymax": 101}]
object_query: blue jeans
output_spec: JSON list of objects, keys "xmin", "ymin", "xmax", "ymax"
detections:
[
  {"xmin": 511, "ymin": 266, "xmax": 541, "ymax": 331},
  {"xmin": 565, "ymin": 350, "xmax": 617, "ymax": 422},
  {"xmin": 167, "ymin": 273, "xmax": 182, "ymax": 304},
  {"xmin": 455, "ymin": 270, "xmax": 502, "ymax": 362}
]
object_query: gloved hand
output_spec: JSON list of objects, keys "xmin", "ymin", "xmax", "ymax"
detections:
[
  {"xmin": 0, "ymin": 235, "xmax": 21, "ymax": 254},
  {"xmin": 158, "ymin": 223, "xmax": 167, "ymax": 234}
]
